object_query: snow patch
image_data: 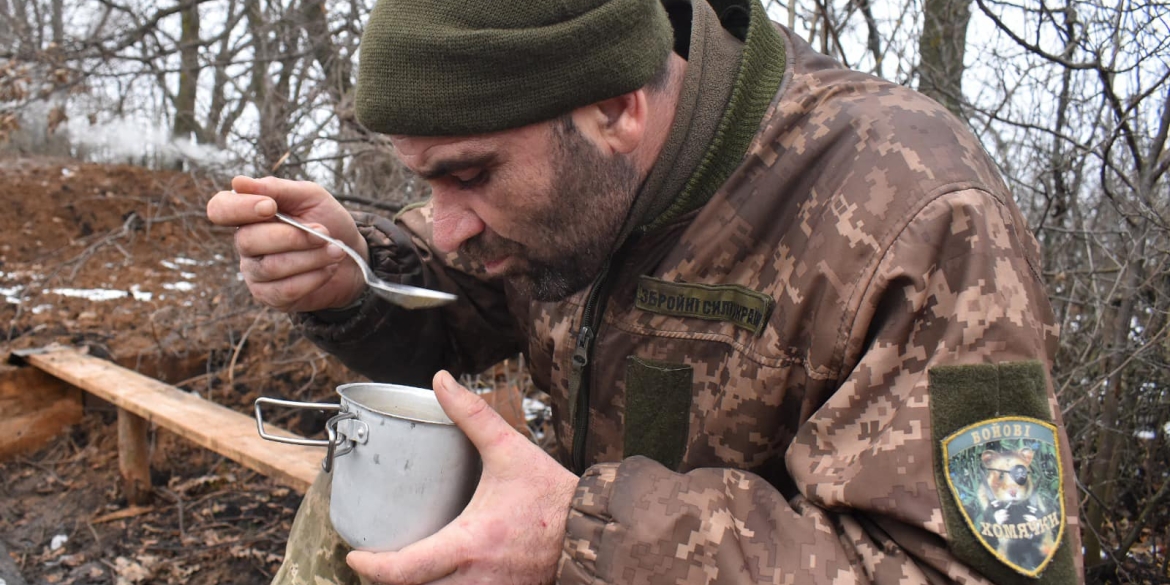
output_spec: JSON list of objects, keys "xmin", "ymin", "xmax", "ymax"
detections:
[
  {"xmin": 130, "ymin": 285, "xmax": 152, "ymax": 302},
  {"xmin": 523, "ymin": 397, "xmax": 551, "ymax": 422},
  {"xmin": 163, "ymin": 282, "xmax": 196, "ymax": 292},
  {"xmin": 1, "ymin": 285, "xmax": 23, "ymax": 303},
  {"xmin": 48, "ymin": 288, "xmax": 129, "ymax": 301}
]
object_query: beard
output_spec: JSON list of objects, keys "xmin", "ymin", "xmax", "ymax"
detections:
[{"xmin": 461, "ymin": 118, "xmax": 640, "ymax": 301}]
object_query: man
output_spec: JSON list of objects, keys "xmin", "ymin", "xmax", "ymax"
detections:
[{"xmin": 207, "ymin": 0, "xmax": 1084, "ymax": 583}]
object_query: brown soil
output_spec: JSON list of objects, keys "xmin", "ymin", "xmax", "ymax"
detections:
[
  {"xmin": 0, "ymin": 155, "xmax": 360, "ymax": 585},
  {"xmin": 0, "ymin": 155, "xmax": 546, "ymax": 585}
]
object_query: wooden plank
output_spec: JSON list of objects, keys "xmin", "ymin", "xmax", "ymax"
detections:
[
  {"xmin": 118, "ymin": 408, "xmax": 152, "ymax": 505},
  {"xmin": 24, "ymin": 348, "xmax": 322, "ymax": 492},
  {"xmin": 0, "ymin": 396, "xmax": 83, "ymax": 460}
]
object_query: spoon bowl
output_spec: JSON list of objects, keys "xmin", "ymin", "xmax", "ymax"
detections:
[{"xmin": 273, "ymin": 212, "xmax": 457, "ymax": 310}]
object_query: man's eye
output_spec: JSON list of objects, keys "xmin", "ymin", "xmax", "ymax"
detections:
[{"xmin": 453, "ymin": 171, "xmax": 487, "ymax": 189}]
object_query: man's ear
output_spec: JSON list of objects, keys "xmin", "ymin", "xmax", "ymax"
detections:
[{"xmin": 571, "ymin": 90, "xmax": 648, "ymax": 155}]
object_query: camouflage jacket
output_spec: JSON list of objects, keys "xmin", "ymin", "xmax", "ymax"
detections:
[{"xmin": 299, "ymin": 1, "xmax": 1083, "ymax": 583}]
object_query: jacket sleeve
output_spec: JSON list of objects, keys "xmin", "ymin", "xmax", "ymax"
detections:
[
  {"xmin": 558, "ymin": 190, "xmax": 1082, "ymax": 585},
  {"xmin": 294, "ymin": 203, "xmax": 523, "ymax": 386}
]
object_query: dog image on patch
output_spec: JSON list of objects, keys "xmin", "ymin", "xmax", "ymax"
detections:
[{"xmin": 977, "ymin": 447, "xmax": 1058, "ymax": 569}]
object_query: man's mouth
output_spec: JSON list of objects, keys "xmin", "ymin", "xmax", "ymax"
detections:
[{"xmin": 483, "ymin": 256, "xmax": 514, "ymax": 275}]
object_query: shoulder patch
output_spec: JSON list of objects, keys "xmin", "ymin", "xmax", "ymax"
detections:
[
  {"xmin": 942, "ymin": 417, "xmax": 1065, "ymax": 577},
  {"xmin": 635, "ymin": 276, "xmax": 774, "ymax": 335}
]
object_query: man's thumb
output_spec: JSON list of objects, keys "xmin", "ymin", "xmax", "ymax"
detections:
[
  {"xmin": 432, "ymin": 370, "xmax": 511, "ymax": 454},
  {"xmin": 231, "ymin": 175, "xmax": 322, "ymax": 214}
]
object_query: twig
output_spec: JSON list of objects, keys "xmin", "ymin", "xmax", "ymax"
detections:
[
  {"xmin": 335, "ymin": 194, "xmax": 403, "ymax": 213},
  {"xmin": 1114, "ymin": 478, "xmax": 1170, "ymax": 562},
  {"xmin": 13, "ymin": 457, "xmax": 67, "ymax": 485},
  {"xmin": 157, "ymin": 488, "xmax": 186, "ymax": 538},
  {"xmin": 65, "ymin": 211, "xmax": 143, "ymax": 280},
  {"xmin": 85, "ymin": 520, "xmax": 101, "ymax": 548},
  {"xmin": 225, "ymin": 310, "xmax": 266, "ymax": 399}
]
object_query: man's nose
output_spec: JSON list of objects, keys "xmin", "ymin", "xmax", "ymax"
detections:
[{"xmin": 430, "ymin": 190, "xmax": 486, "ymax": 253}]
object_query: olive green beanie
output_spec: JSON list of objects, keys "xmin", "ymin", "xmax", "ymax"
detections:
[{"xmin": 355, "ymin": 0, "xmax": 675, "ymax": 137}]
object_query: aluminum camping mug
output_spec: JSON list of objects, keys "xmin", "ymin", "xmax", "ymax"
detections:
[{"xmin": 254, "ymin": 383, "xmax": 481, "ymax": 551}]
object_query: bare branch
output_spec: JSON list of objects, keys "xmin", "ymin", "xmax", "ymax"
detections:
[{"xmin": 972, "ymin": 0, "xmax": 1103, "ymax": 70}]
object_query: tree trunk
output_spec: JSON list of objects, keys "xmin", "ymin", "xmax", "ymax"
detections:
[
  {"xmin": 0, "ymin": 0, "xmax": 13, "ymax": 51},
  {"xmin": 301, "ymin": 0, "xmax": 351, "ymax": 100},
  {"xmin": 247, "ymin": 0, "xmax": 295, "ymax": 175},
  {"xmin": 27, "ymin": 0, "xmax": 40, "ymax": 50},
  {"xmin": 206, "ymin": 0, "xmax": 238, "ymax": 146},
  {"xmin": 917, "ymin": 0, "xmax": 971, "ymax": 118},
  {"xmin": 10, "ymin": 0, "xmax": 29, "ymax": 53},
  {"xmin": 49, "ymin": 0, "xmax": 62, "ymax": 45},
  {"xmin": 853, "ymin": 0, "xmax": 884, "ymax": 77},
  {"xmin": 173, "ymin": 0, "xmax": 202, "ymax": 153},
  {"xmin": 1081, "ymin": 243, "xmax": 1144, "ymax": 566}
]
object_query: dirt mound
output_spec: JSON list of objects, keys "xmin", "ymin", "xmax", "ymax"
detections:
[
  {"xmin": 1, "ymin": 156, "xmax": 236, "ymax": 355},
  {"xmin": 0, "ymin": 156, "xmax": 357, "ymax": 585},
  {"xmin": 0, "ymin": 156, "xmax": 545, "ymax": 585}
]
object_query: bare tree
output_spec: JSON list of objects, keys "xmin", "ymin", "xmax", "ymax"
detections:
[
  {"xmin": 49, "ymin": 0, "xmax": 61, "ymax": 45},
  {"xmin": 963, "ymin": 0, "xmax": 1170, "ymax": 577},
  {"xmin": 0, "ymin": 0, "xmax": 14, "ymax": 50},
  {"xmin": 173, "ymin": 0, "xmax": 201, "ymax": 145},
  {"xmin": 917, "ymin": 0, "xmax": 970, "ymax": 116}
]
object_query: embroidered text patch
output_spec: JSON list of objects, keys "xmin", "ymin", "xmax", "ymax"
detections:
[{"xmin": 635, "ymin": 276, "xmax": 774, "ymax": 335}]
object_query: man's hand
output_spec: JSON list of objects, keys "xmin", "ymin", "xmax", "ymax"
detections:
[
  {"xmin": 206, "ymin": 176, "xmax": 368, "ymax": 313},
  {"xmin": 347, "ymin": 371, "xmax": 579, "ymax": 585}
]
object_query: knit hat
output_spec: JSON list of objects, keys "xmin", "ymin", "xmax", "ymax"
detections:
[{"xmin": 354, "ymin": 0, "xmax": 674, "ymax": 137}]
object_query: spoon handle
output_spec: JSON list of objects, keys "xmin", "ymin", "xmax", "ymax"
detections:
[
  {"xmin": 272, "ymin": 212, "xmax": 372, "ymax": 278},
  {"xmin": 271, "ymin": 212, "xmax": 456, "ymax": 309}
]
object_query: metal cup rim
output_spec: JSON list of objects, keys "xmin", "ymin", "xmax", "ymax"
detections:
[{"xmin": 337, "ymin": 382, "xmax": 455, "ymax": 426}]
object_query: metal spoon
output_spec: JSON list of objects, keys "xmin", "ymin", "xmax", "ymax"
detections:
[{"xmin": 273, "ymin": 212, "xmax": 457, "ymax": 310}]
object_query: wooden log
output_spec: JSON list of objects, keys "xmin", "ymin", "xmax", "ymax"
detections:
[
  {"xmin": 0, "ymin": 397, "xmax": 83, "ymax": 461},
  {"xmin": 118, "ymin": 408, "xmax": 152, "ymax": 505},
  {"xmin": 0, "ymin": 365, "xmax": 82, "ymax": 460},
  {"xmin": 22, "ymin": 348, "xmax": 321, "ymax": 492}
]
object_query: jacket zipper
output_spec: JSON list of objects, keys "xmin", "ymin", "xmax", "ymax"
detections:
[
  {"xmin": 569, "ymin": 262, "xmax": 608, "ymax": 475},
  {"xmin": 568, "ymin": 235, "xmax": 638, "ymax": 474}
]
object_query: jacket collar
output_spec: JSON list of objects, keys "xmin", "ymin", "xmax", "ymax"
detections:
[{"xmin": 614, "ymin": 0, "xmax": 788, "ymax": 247}]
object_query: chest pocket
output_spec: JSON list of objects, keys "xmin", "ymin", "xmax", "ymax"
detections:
[{"xmin": 624, "ymin": 356, "xmax": 694, "ymax": 470}]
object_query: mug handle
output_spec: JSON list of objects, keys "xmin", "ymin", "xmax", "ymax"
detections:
[{"xmin": 253, "ymin": 397, "xmax": 341, "ymax": 447}]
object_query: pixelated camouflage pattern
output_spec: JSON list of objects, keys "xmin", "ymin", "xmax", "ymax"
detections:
[
  {"xmin": 550, "ymin": 19, "xmax": 1085, "ymax": 578},
  {"xmin": 293, "ymin": 10, "xmax": 1083, "ymax": 585},
  {"xmin": 271, "ymin": 472, "xmax": 366, "ymax": 585}
]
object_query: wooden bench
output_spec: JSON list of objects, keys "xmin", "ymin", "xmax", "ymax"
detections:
[{"xmin": 8, "ymin": 347, "xmax": 321, "ymax": 501}]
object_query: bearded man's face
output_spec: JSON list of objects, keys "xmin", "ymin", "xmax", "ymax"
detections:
[{"xmin": 392, "ymin": 117, "xmax": 640, "ymax": 301}]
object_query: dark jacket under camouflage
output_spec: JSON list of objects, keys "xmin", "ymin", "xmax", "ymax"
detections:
[{"xmin": 297, "ymin": 2, "xmax": 1083, "ymax": 583}]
